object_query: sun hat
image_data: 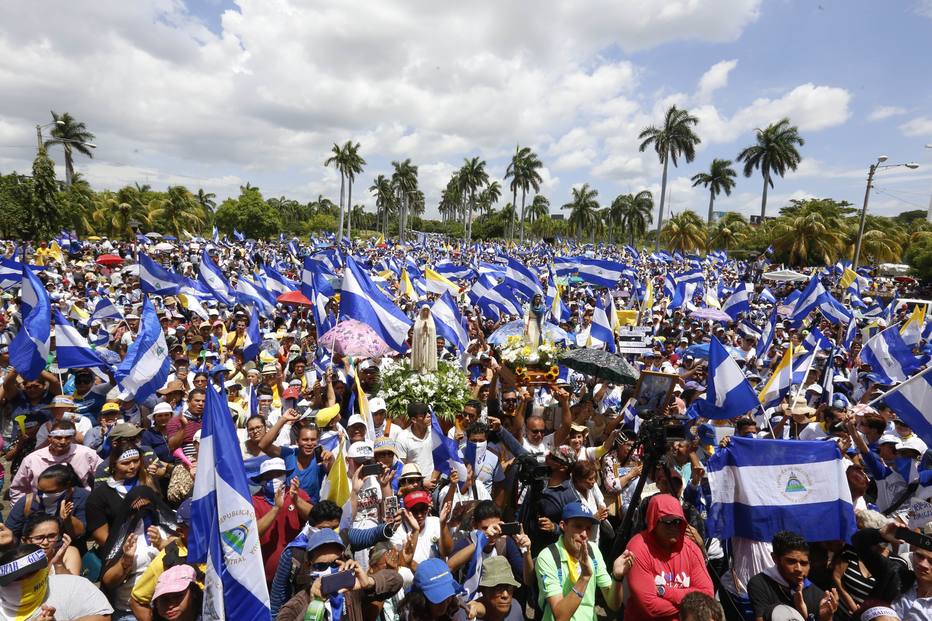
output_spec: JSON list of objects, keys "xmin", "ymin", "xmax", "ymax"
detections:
[
  {"xmin": 305, "ymin": 528, "xmax": 345, "ymax": 555},
  {"xmin": 373, "ymin": 437, "xmax": 401, "ymax": 457},
  {"xmin": 478, "ymin": 555, "xmax": 520, "ymax": 589},
  {"xmin": 109, "ymin": 422, "xmax": 143, "ymax": 440},
  {"xmin": 346, "ymin": 441, "xmax": 374, "ymax": 460},
  {"xmin": 400, "ymin": 463, "xmax": 423, "ymax": 479},
  {"xmin": 316, "ymin": 404, "xmax": 341, "ymax": 427}
]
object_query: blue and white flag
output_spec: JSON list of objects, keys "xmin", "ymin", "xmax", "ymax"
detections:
[
  {"xmin": 758, "ymin": 287, "xmax": 777, "ymax": 305},
  {"xmin": 870, "ymin": 366, "xmax": 932, "ymax": 446},
  {"xmin": 821, "ymin": 348, "xmax": 836, "ymax": 406},
  {"xmin": 707, "ymin": 437, "xmax": 856, "ymax": 543},
  {"xmin": 339, "ymin": 256, "xmax": 412, "ymax": 353},
  {"xmin": 212, "ymin": 226, "xmax": 219, "ymax": 243},
  {"xmin": 431, "ymin": 291, "xmax": 468, "ymax": 353},
  {"xmin": 431, "ymin": 411, "xmax": 467, "ymax": 480},
  {"xmin": 301, "ymin": 257, "xmax": 335, "ymax": 299},
  {"xmin": 721, "ymin": 286, "xmax": 752, "ymax": 321},
  {"xmin": 477, "ymin": 284, "xmax": 523, "ymax": 320},
  {"xmin": 861, "ymin": 325, "xmax": 927, "ymax": 384},
  {"xmin": 114, "ymin": 297, "xmax": 170, "ymax": 403},
  {"xmin": 551, "ymin": 256, "xmax": 578, "ymax": 279},
  {"xmin": 803, "ymin": 327, "xmax": 833, "ymax": 352},
  {"xmin": 691, "ymin": 337, "xmax": 760, "ymax": 420},
  {"xmin": 190, "ymin": 385, "xmax": 271, "ymax": 621},
  {"xmin": 462, "ymin": 529, "xmax": 489, "ymax": 601},
  {"xmin": 468, "ymin": 273, "xmax": 498, "ymax": 304},
  {"xmin": 52, "ymin": 309, "xmax": 109, "ymax": 370},
  {"xmin": 18, "ymin": 264, "xmax": 45, "ymax": 318},
  {"xmin": 139, "ymin": 254, "xmax": 207, "ymax": 298},
  {"xmin": 842, "ymin": 319, "xmax": 858, "ymax": 352},
  {"xmin": 260, "ymin": 265, "xmax": 297, "ymax": 297},
  {"xmin": 574, "ymin": 257, "xmax": 628, "ymax": 288},
  {"xmin": 242, "ymin": 310, "xmax": 261, "ymax": 362},
  {"xmin": 435, "ymin": 261, "xmax": 474, "ymax": 282},
  {"xmin": 789, "ymin": 275, "xmax": 853, "ymax": 327},
  {"xmin": 91, "ymin": 297, "xmax": 123, "ymax": 322},
  {"xmin": 232, "ymin": 228, "xmax": 245, "ymax": 242},
  {"xmin": 199, "ymin": 251, "xmax": 234, "ymax": 306},
  {"xmin": 233, "ymin": 276, "xmax": 275, "ymax": 316},
  {"xmin": 0, "ymin": 258, "xmax": 23, "ymax": 291},
  {"xmin": 588, "ymin": 295, "xmax": 616, "ymax": 353},
  {"xmin": 503, "ymin": 257, "xmax": 543, "ymax": 301},
  {"xmin": 10, "ymin": 266, "xmax": 51, "ymax": 380}
]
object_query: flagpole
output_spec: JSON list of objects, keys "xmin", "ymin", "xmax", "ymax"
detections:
[{"xmin": 868, "ymin": 365, "xmax": 932, "ymax": 407}]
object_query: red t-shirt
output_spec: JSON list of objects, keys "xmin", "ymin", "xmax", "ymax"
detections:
[{"xmin": 252, "ymin": 490, "xmax": 310, "ymax": 582}]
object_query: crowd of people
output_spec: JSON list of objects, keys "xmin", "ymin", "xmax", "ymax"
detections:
[{"xmin": 0, "ymin": 234, "xmax": 930, "ymax": 621}]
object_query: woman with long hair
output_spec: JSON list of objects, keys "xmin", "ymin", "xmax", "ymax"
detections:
[{"xmin": 21, "ymin": 514, "xmax": 81, "ymax": 575}]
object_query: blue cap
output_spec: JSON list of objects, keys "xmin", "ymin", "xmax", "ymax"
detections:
[
  {"xmin": 561, "ymin": 501, "xmax": 599, "ymax": 524},
  {"xmin": 175, "ymin": 498, "xmax": 192, "ymax": 524},
  {"xmin": 305, "ymin": 528, "xmax": 344, "ymax": 555},
  {"xmin": 209, "ymin": 364, "xmax": 231, "ymax": 377},
  {"xmin": 413, "ymin": 558, "xmax": 464, "ymax": 604}
]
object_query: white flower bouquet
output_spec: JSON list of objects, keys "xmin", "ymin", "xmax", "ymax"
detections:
[{"xmin": 377, "ymin": 358, "xmax": 471, "ymax": 423}]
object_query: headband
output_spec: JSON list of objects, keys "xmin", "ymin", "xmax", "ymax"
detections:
[
  {"xmin": 48, "ymin": 429, "xmax": 76, "ymax": 438},
  {"xmin": 860, "ymin": 607, "xmax": 899, "ymax": 621},
  {"xmin": 0, "ymin": 550, "xmax": 47, "ymax": 584},
  {"xmin": 117, "ymin": 448, "xmax": 140, "ymax": 462}
]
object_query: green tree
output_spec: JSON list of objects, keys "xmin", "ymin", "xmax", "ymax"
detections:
[
  {"xmin": 770, "ymin": 198, "xmax": 847, "ymax": 265},
  {"xmin": 527, "ymin": 195, "xmax": 550, "ymax": 225},
  {"xmin": 61, "ymin": 172, "xmax": 96, "ymax": 236},
  {"xmin": 477, "ymin": 181, "xmax": 502, "ymax": 216},
  {"xmin": 369, "ymin": 174, "xmax": 394, "ymax": 237},
  {"xmin": 639, "ymin": 105, "xmax": 701, "ymax": 250},
  {"xmin": 458, "ymin": 157, "xmax": 489, "ymax": 244},
  {"xmin": 691, "ymin": 159, "xmax": 737, "ymax": 224},
  {"xmin": 612, "ymin": 190, "xmax": 654, "ymax": 246},
  {"xmin": 26, "ymin": 148, "xmax": 63, "ymax": 240},
  {"xmin": 324, "ymin": 143, "xmax": 348, "ymax": 241},
  {"xmin": 391, "ymin": 159, "xmax": 418, "ymax": 243},
  {"xmin": 660, "ymin": 210, "xmax": 706, "ymax": 253},
  {"xmin": 737, "ymin": 118, "xmax": 805, "ymax": 220},
  {"xmin": 0, "ymin": 172, "xmax": 32, "ymax": 238},
  {"xmin": 93, "ymin": 191, "xmax": 150, "ymax": 239},
  {"xmin": 44, "ymin": 111, "xmax": 95, "ymax": 187},
  {"xmin": 214, "ymin": 187, "xmax": 282, "ymax": 239},
  {"xmin": 709, "ymin": 213, "xmax": 748, "ymax": 251},
  {"xmin": 195, "ymin": 188, "xmax": 216, "ymax": 212},
  {"xmin": 504, "ymin": 146, "xmax": 543, "ymax": 243},
  {"xmin": 148, "ymin": 186, "xmax": 207, "ymax": 236},
  {"xmin": 562, "ymin": 184, "xmax": 600, "ymax": 241}
]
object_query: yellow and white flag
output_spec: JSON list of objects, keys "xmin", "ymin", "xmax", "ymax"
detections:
[
  {"xmin": 901, "ymin": 305, "xmax": 927, "ymax": 347},
  {"xmin": 759, "ymin": 344, "xmax": 794, "ymax": 407}
]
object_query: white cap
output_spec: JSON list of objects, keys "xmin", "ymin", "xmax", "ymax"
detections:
[
  {"xmin": 152, "ymin": 402, "xmax": 173, "ymax": 415},
  {"xmin": 368, "ymin": 397, "xmax": 386, "ymax": 413},
  {"xmin": 878, "ymin": 432, "xmax": 901, "ymax": 446},
  {"xmin": 896, "ymin": 436, "xmax": 927, "ymax": 454},
  {"xmin": 346, "ymin": 441, "xmax": 374, "ymax": 460},
  {"xmin": 804, "ymin": 383, "xmax": 823, "ymax": 395},
  {"xmin": 347, "ymin": 413, "xmax": 367, "ymax": 428},
  {"xmin": 259, "ymin": 457, "xmax": 287, "ymax": 475}
]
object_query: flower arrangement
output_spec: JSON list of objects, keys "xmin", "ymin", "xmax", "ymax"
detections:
[
  {"xmin": 376, "ymin": 358, "xmax": 471, "ymax": 423},
  {"xmin": 497, "ymin": 335, "xmax": 563, "ymax": 368}
]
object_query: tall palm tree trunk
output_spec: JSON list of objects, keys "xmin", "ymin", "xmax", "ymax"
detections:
[
  {"xmin": 519, "ymin": 189, "xmax": 528, "ymax": 243},
  {"xmin": 760, "ymin": 166, "xmax": 770, "ymax": 220},
  {"xmin": 509, "ymin": 187, "xmax": 518, "ymax": 242},
  {"xmin": 707, "ymin": 192, "xmax": 715, "ymax": 225},
  {"xmin": 64, "ymin": 144, "xmax": 74, "ymax": 187},
  {"xmin": 336, "ymin": 174, "xmax": 346, "ymax": 243},
  {"xmin": 466, "ymin": 192, "xmax": 475, "ymax": 244},
  {"xmin": 654, "ymin": 151, "xmax": 670, "ymax": 251},
  {"xmin": 346, "ymin": 178, "xmax": 353, "ymax": 242}
]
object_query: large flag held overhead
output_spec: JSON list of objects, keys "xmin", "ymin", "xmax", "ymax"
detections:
[
  {"xmin": 573, "ymin": 257, "xmax": 628, "ymax": 288},
  {"xmin": 477, "ymin": 283, "xmax": 523, "ymax": 320},
  {"xmin": 707, "ymin": 437, "xmax": 856, "ymax": 543},
  {"xmin": 503, "ymin": 257, "xmax": 543, "ymax": 301},
  {"xmin": 431, "ymin": 291, "xmax": 469, "ymax": 353},
  {"xmin": 114, "ymin": 297, "xmax": 170, "ymax": 403},
  {"xmin": 870, "ymin": 366, "xmax": 932, "ymax": 446},
  {"xmin": 189, "ymin": 386, "xmax": 271, "ymax": 621},
  {"xmin": 199, "ymin": 250, "xmax": 234, "ymax": 306},
  {"xmin": 52, "ymin": 309, "xmax": 109, "ymax": 370},
  {"xmin": 690, "ymin": 337, "xmax": 760, "ymax": 420},
  {"xmin": 789, "ymin": 275, "xmax": 852, "ymax": 326},
  {"xmin": 10, "ymin": 266, "xmax": 51, "ymax": 380},
  {"xmin": 587, "ymin": 295, "xmax": 616, "ymax": 353},
  {"xmin": 242, "ymin": 310, "xmax": 261, "ymax": 362},
  {"xmin": 339, "ymin": 256, "xmax": 412, "ymax": 353},
  {"xmin": 861, "ymin": 325, "xmax": 927, "ymax": 384},
  {"xmin": 721, "ymin": 286, "xmax": 752, "ymax": 321}
]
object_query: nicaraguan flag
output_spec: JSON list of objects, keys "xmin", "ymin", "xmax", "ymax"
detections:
[
  {"xmin": 821, "ymin": 347, "xmax": 836, "ymax": 406},
  {"xmin": 199, "ymin": 251, "xmax": 234, "ymax": 306},
  {"xmin": 10, "ymin": 266, "xmax": 51, "ymax": 380},
  {"xmin": 587, "ymin": 295, "xmax": 616, "ymax": 353},
  {"xmin": 232, "ymin": 228, "xmax": 245, "ymax": 242},
  {"xmin": 18, "ymin": 264, "xmax": 44, "ymax": 318},
  {"xmin": 242, "ymin": 310, "xmax": 261, "ymax": 362},
  {"xmin": 707, "ymin": 437, "xmax": 856, "ymax": 543},
  {"xmin": 503, "ymin": 257, "xmax": 543, "ymax": 301},
  {"xmin": 260, "ymin": 265, "xmax": 297, "ymax": 297},
  {"xmin": 842, "ymin": 319, "xmax": 858, "ymax": 352},
  {"xmin": 788, "ymin": 275, "xmax": 826, "ymax": 326},
  {"xmin": 92, "ymin": 297, "xmax": 123, "ymax": 322},
  {"xmin": 211, "ymin": 226, "xmax": 219, "ymax": 243},
  {"xmin": 477, "ymin": 284, "xmax": 523, "ymax": 320},
  {"xmin": 861, "ymin": 325, "xmax": 927, "ymax": 384},
  {"xmin": 468, "ymin": 273, "xmax": 498, "ymax": 304},
  {"xmin": 138, "ymin": 254, "xmax": 188, "ymax": 296},
  {"xmin": 190, "ymin": 385, "xmax": 271, "ymax": 621},
  {"xmin": 551, "ymin": 255, "xmax": 578, "ymax": 279},
  {"xmin": 0, "ymin": 257, "xmax": 23, "ymax": 290},
  {"xmin": 692, "ymin": 337, "xmax": 760, "ymax": 420},
  {"xmin": 339, "ymin": 256, "xmax": 412, "ymax": 353},
  {"xmin": 301, "ymin": 257, "xmax": 335, "ymax": 299},
  {"xmin": 52, "ymin": 309, "xmax": 109, "ymax": 370},
  {"xmin": 758, "ymin": 287, "xmax": 777, "ymax": 304},
  {"xmin": 434, "ymin": 261, "xmax": 474, "ymax": 282},
  {"xmin": 803, "ymin": 327, "xmax": 833, "ymax": 352},
  {"xmin": 431, "ymin": 291, "xmax": 468, "ymax": 353},
  {"xmin": 574, "ymin": 257, "xmax": 628, "ymax": 288},
  {"xmin": 721, "ymin": 286, "xmax": 752, "ymax": 321},
  {"xmin": 462, "ymin": 529, "xmax": 489, "ymax": 601},
  {"xmin": 870, "ymin": 365, "xmax": 932, "ymax": 446},
  {"xmin": 115, "ymin": 297, "xmax": 170, "ymax": 403},
  {"xmin": 233, "ymin": 276, "xmax": 275, "ymax": 316},
  {"xmin": 431, "ymin": 411, "xmax": 467, "ymax": 480}
]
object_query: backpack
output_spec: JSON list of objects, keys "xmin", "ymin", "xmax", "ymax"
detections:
[{"xmin": 538, "ymin": 542, "xmax": 598, "ymax": 610}]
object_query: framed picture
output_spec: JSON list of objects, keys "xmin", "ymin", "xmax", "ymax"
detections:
[{"xmin": 633, "ymin": 371, "xmax": 678, "ymax": 416}]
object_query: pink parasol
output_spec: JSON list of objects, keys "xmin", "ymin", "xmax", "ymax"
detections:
[{"xmin": 319, "ymin": 319, "xmax": 393, "ymax": 358}]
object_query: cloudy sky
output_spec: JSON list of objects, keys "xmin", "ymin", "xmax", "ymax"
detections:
[{"xmin": 1, "ymin": 0, "xmax": 931, "ymax": 221}]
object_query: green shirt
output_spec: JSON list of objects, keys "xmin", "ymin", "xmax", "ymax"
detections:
[{"xmin": 535, "ymin": 536, "xmax": 612, "ymax": 621}]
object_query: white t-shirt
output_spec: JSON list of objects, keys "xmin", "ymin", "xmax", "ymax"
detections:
[
  {"xmin": 798, "ymin": 422, "xmax": 828, "ymax": 441},
  {"xmin": 16, "ymin": 574, "xmax": 114, "ymax": 621},
  {"xmin": 390, "ymin": 515, "xmax": 441, "ymax": 563},
  {"xmin": 521, "ymin": 433, "xmax": 554, "ymax": 456},
  {"xmin": 398, "ymin": 427, "xmax": 434, "ymax": 478}
]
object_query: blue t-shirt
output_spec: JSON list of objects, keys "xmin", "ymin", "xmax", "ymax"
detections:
[{"xmin": 280, "ymin": 445, "xmax": 323, "ymax": 503}]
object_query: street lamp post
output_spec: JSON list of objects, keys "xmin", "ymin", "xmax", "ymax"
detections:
[
  {"xmin": 853, "ymin": 156, "xmax": 919, "ymax": 271},
  {"xmin": 926, "ymin": 144, "xmax": 932, "ymax": 224}
]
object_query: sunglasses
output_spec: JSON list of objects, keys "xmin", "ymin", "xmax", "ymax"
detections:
[
  {"xmin": 659, "ymin": 518, "xmax": 685, "ymax": 528},
  {"xmin": 311, "ymin": 561, "xmax": 341, "ymax": 573}
]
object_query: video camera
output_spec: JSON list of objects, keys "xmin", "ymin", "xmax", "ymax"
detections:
[{"xmin": 515, "ymin": 452, "xmax": 551, "ymax": 485}]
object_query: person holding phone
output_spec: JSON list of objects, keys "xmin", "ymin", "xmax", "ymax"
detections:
[{"xmin": 277, "ymin": 528, "xmax": 403, "ymax": 621}]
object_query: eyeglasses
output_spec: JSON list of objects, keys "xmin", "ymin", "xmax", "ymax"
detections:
[
  {"xmin": 25, "ymin": 533, "xmax": 60, "ymax": 543},
  {"xmin": 527, "ymin": 428, "xmax": 545, "ymax": 435},
  {"xmin": 659, "ymin": 518, "xmax": 684, "ymax": 528}
]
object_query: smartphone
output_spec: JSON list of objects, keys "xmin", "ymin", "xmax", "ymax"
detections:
[
  {"xmin": 320, "ymin": 570, "xmax": 356, "ymax": 596},
  {"xmin": 382, "ymin": 496, "xmax": 399, "ymax": 523},
  {"xmin": 498, "ymin": 522, "xmax": 521, "ymax": 536},
  {"xmin": 359, "ymin": 463, "xmax": 383, "ymax": 478},
  {"xmin": 313, "ymin": 445, "xmax": 323, "ymax": 461},
  {"xmin": 895, "ymin": 526, "xmax": 932, "ymax": 552}
]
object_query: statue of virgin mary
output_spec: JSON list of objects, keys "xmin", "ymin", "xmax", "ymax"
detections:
[{"xmin": 411, "ymin": 304, "xmax": 438, "ymax": 373}]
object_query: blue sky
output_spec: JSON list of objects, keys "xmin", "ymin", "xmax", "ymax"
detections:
[{"xmin": 1, "ymin": 0, "xmax": 930, "ymax": 221}]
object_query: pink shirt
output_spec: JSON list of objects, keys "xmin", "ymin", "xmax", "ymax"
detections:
[{"xmin": 9, "ymin": 444, "xmax": 102, "ymax": 503}]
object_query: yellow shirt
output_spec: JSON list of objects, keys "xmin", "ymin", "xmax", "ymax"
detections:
[{"xmin": 131, "ymin": 542, "xmax": 206, "ymax": 605}]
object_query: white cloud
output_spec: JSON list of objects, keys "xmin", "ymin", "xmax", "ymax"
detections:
[
  {"xmin": 915, "ymin": 0, "xmax": 932, "ymax": 18},
  {"xmin": 900, "ymin": 117, "xmax": 932, "ymax": 137},
  {"xmin": 696, "ymin": 59, "xmax": 738, "ymax": 102},
  {"xmin": 868, "ymin": 105, "xmax": 907, "ymax": 121}
]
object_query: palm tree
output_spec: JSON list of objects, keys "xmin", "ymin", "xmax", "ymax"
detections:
[
  {"xmin": 612, "ymin": 191, "xmax": 654, "ymax": 246},
  {"xmin": 458, "ymin": 157, "xmax": 489, "ymax": 244},
  {"xmin": 341, "ymin": 142, "xmax": 366, "ymax": 241},
  {"xmin": 527, "ymin": 195, "xmax": 550, "ymax": 224},
  {"xmin": 638, "ymin": 105, "xmax": 701, "ymax": 250},
  {"xmin": 504, "ymin": 146, "xmax": 527, "ymax": 241},
  {"xmin": 661, "ymin": 211, "xmax": 706, "ymax": 253},
  {"xmin": 148, "ymin": 186, "xmax": 207, "ymax": 236},
  {"xmin": 737, "ymin": 118, "xmax": 805, "ymax": 220},
  {"xmin": 369, "ymin": 175, "xmax": 394, "ymax": 236},
  {"xmin": 478, "ymin": 181, "xmax": 502, "ymax": 216},
  {"xmin": 691, "ymin": 159, "xmax": 737, "ymax": 224},
  {"xmin": 709, "ymin": 213, "xmax": 748, "ymax": 251},
  {"xmin": 772, "ymin": 210, "xmax": 845, "ymax": 265},
  {"xmin": 44, "ymin": 111, "xmax": 95, "ymax": 187},
  {"xmin": 93, "ymin": 191, "xmax": 150, "ymax": 239},
  {"xmin": 324, "ymin": 143, "xmax": 348, "ymax": 242},
  {"xmin": 391, "ymin": 159, "xmax": 418, "ymax": 243},
  {"xmin": 516, "ymin": 150, "xmax": 543, "ymax": 243},
  {"xmin": 195, "ymin": 188, "xmax": 216, "ymax": 212},
  {"xmin": 562, "ymin": 184, "xmax": 600, "ymax": 241}
]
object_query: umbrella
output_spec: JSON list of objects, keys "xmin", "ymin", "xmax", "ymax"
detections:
[
  {"xmin": 154, "ymin": 242, "xmax": 174, "ymax": 252},
  {"xmin": 684, "ymin": 342, "xmax": 743, "ymax": 360},
  {"xmin": 763, "ymin": 269, "xmax": 809, "ymax": 282},
  {"xmin": 163, "ymin": 235, "xmax": 178, "ymax": 241},
  {"xmin": 144, "ymin": 232, "xmax": 163, "ymax": 238},
  {"xmin": 689, "ymin": 308, "xmax": 733, "ymax": 323},
  {"xmin": 559, "ymin": 348, "xmax": 640, "ymax": 385},
  {"xmin": 276, "ymin": 290, "xmax": 313, "ymax": 307},
  {"xmin": 488, "ymin": 320, "xmax": 573, "ymax": 346},
  {"xmin": 95, "ymin": 254, "xmax": 124, "ymax": 267},
  {"xmin": 319, "ymin": 319, "xmax": 392, "ymax": 358}
]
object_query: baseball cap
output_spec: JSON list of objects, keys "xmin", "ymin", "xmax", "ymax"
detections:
[
  {"xmin": 403, "ymin": 490, "xmax": 431, "ymax": 510},
  {"xmin": 561, "ymin": 501, "xmax": 599, "ymax": 524},
  {"xmin": 548, "ymin": 445, "xmax": 577, "ymax": 467},
  {"xmin": 101, "ymin": 401, "xmax": 121, "ymax": 414},
  {"xmin": 346, "ymin": 441, "xmax": 374, "ymax": 460},
  {"xmin": 316, "ymin": 404, "xmax": 341, "ymax": 427},
  {"xmin": 50, "ymin": 395, "xmax": 75, "ymax": 409},
  {"xmin": 175, "ymin": 498, "xmax": 192, "ymax": 525},
  {"xmin": 478, "ymin": 555, "xmax": 520, "ymax": 589},
  {"xmin": 373, "ymin": 437, "xmax": 401, "ymax": 457},
  {"xmin": 110, "ymin": 422, "xmax": 143, "ymax": 440},
  {"xmin": 400, "ymin": 463, "xmax": 423, "ymax": 480},
  {"xmin": 368, "ymin": 397, "xmax": 387, "ymax": 413},
  {"xmin": 151, "ymin": 564, "xmax": 197, "ymax": 604},
  {"xmin": 413, "ymin": 558, "xmax": 464, "ymax": 604},
  {"xmin": 258, "ymin": 457, "xmax": 287, "ymax": 476},
  {"xmin": 347, "ymin": 414, "xmax": 367, "ymax": 429},
  {"xmin": 282, "ymin": 386, "xmax": 301, "ymax": 400},
  {"xmin": 305, "ymin": 528, "xmax": 345, "ymax": 555}
]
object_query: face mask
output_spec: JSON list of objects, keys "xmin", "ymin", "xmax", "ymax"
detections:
[
  {"xmin": 0, "ymin": 567, "xmax": 49, "ymax": 619},
  {"xmin": 37, "ymin": 490, "xmax": 65, "ymax": 510},
  {"xmin": 894, "ymin": 456, "xmax": 915, "ymax": 483}
]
